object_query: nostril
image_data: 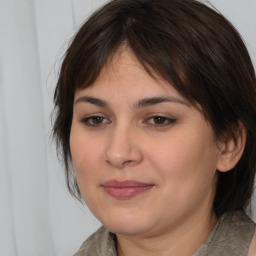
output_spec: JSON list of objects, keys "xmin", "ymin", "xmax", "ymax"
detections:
[{"xmin": 122, "ymin": 160, "xmax": 133, "ymax": 167}]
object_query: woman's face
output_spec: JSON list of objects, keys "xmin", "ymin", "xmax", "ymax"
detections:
[{"xmin": 70, "ymin": 48, "xmax": 222, "ymax": 237}]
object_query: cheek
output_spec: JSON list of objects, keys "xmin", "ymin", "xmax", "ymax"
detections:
[
  {"xmin": 146, "ymin": 129, "xmax": 220, "ymax": 187},
  {"xmin": 70, "ymin": 134, "xmax": 104, "ymax": 208},
  {"xmin": 146, "ymin": 134, "xmax": 220, "ymax": 215},
  {"xmin": 69, "ymin": 125, "xmax": 103, "ymax": 183}
]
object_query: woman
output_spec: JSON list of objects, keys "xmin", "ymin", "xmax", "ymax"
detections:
[{"xmin": 53, "ymin": 0, "xmax": 256, "ymax": 255}]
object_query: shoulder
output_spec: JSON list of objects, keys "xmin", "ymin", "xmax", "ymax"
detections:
[
  {"xmin": 248, "ymin": 229, "xmax": 256, "ymax": 256},
  {"xmin": 214, "ymin": 211, "xmax": 255, "ymax": 255},
  {"xmin": 73, "ymin": 226, "xmax": 117, "ymax": 256},
  {"xmin": 195, "ymin": 211, "xmax": 255, "ymax": 256}
]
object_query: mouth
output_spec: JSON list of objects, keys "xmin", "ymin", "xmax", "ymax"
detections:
[{"xmin": 101, "ymin": 180, "xmax": 154, "ymax": 199}]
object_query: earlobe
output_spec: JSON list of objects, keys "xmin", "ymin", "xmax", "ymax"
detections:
[{"xmin": 216, "ymin": 122, "xmax": 246, "ymax": 173}]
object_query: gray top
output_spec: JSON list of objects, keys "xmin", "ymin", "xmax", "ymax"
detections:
[
  {"xmin": 193, "ymin": 211, "xmax": 255, "ymax": 256},
  {"xmin": 74, "ymin": 211, "xmax": 255, "ymax": 256}
]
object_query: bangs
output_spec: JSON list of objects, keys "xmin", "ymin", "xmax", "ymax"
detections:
[{"xmin": 54, "ymin": 0, "xmax": 256, "ymax": 211}]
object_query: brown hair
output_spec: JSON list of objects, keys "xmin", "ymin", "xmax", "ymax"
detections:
[{"xmin": 53, "ymin": 0, "xmax": 256, "ymax": 216}]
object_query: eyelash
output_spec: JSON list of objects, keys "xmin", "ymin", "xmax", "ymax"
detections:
[
  {"xmin": 81, "ymin": 116, "xmax": 111, "ymax": 127},
  {"xmin": 145, "ymin": 116, "xmax": 176, "ymax": 127},
  {"xmin": 80, "ymin": 115, "xmax": 176, "ymax": 128}
]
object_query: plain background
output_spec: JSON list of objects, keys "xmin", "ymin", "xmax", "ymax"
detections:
[{"xmin": 0, "ymin": 0, "xmax": 255, "ymax": 255}]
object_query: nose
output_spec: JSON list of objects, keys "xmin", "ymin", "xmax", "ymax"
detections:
[{"xmin": 104, "ymin": 124, "xmax": 143, "ymax": 168}]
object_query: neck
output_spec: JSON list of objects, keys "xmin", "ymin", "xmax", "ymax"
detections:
[{"xmin": 117, "ymin": 210, "xmax": 217, "ymax": 256}]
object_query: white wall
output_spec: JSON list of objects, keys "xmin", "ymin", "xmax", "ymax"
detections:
[{"xmin": 0, "ymin": 0, "xmax": 255, "ymax": 255}]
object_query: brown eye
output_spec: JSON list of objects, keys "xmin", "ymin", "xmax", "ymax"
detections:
[
  {"xmin": 153, "ymin": 117, "xmax": 168, "ymax": 125},
  {"xmin": 146, "ymin": 116, "xmax": 176, "ymax": 127},
  {"xmin": 81, "ymin": 116, "xmax": 110, "ymax": 127},
  {"xmin": 91, "ymin": 116, "xmax": 104, "ymax": 124}
]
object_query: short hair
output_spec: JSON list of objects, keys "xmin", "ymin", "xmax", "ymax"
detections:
[{"xmin": 53, "ymin": 0, "xmax": 256, "ymax": 216}]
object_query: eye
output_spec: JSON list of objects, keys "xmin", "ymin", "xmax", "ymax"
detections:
[
  {"xmin": 81, "ymin": 115, "xmax": 110, "ymax": 127},
  {"xmin": 146, "ymin": 116, "xmax": 176, "ymax": 127}
]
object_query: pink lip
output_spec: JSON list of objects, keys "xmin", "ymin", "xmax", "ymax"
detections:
[{"xmin": 101, "ymin": 180, "xmax": 154, "ymax": 199}]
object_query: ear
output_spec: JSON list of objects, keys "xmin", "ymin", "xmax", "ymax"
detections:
[{"xmin": 216, "ymin": 122, "xmax": 246, "ymax": 172}]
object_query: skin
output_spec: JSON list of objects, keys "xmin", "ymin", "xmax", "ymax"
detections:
[{"xmin": 70, "ymin": 47, "xmax": 244, "ymax": 255}]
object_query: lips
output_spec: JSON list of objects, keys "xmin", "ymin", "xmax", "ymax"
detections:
[{"xmin": 101, "ymin": 180, "xmax": 154, "ymax": 199}]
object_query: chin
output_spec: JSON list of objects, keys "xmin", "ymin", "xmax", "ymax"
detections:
[
  {"xmin": 99, "ymin": 212, "xmax": 153, "ymax": 236},
  {"xmin": 106, "ymin": 222, "xmax": 150, "ymax": 236}
]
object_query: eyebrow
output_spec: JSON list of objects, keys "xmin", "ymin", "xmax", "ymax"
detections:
[
  {"xmin": 74, "ymin": 96, "xmax": 109, "ymax": 107},
  {"xmin": 74, "ymin": 96, "xmax": 189, "ymax": 108},
  {"xmin": 134, "ymin": 96, "xmax": 189, "ymax": 108}
]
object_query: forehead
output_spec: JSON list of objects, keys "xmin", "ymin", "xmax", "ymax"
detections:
[
  {"xmin": 99, "ymin": 46, "xmax": 153, "ymax": 84},
  {"xmin": 75, "ymin": 46, "xmax": 183, "ymax": 100}
]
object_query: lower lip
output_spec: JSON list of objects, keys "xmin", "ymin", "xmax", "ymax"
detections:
[{"xmin": 103, "ymin": 185, "xmax": 154, "ymax": 199}]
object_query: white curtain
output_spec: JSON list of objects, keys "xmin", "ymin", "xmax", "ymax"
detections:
[{"xmin": 0, "ymin": 0, "xmax": 255, "ymax": 255}]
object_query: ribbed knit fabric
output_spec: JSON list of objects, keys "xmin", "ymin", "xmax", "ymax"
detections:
[{"xmin": 193, "ymin": 211, "xmax": 255, "ymax": 256}]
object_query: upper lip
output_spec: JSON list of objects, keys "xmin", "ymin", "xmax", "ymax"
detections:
[{"xmin": 102, "ymin": 180, "xmax": 154, "ymax": 187}]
